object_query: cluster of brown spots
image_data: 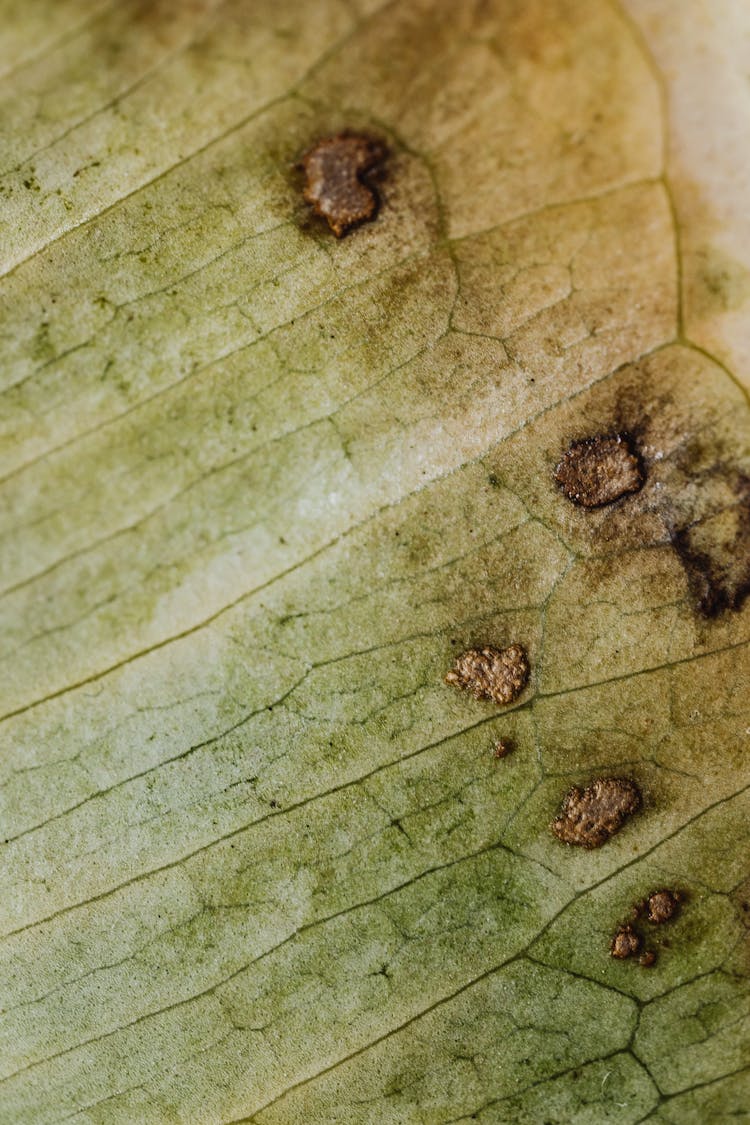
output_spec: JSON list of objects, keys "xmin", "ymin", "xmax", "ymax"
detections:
[
  {"xmin": 554, "ymin": 433, "xmax": 645, "ymax": 508},
  {"xmin": 610, "ymin": 924, "xmax": 640, "ymax": 959},
  {"xmin": 301, "ymin": 132, "xmax": 387, "ymax": 238},
  {"xmin": 551, "ymin": 776, "xmax": 641, "ymax": 849},
  {"xmin": 610, "ymin": 887, "xmax": 683, "ymax": 968},
  {"xmin": 445, "ymin": 644, "xmax": 530, "ymax": 706},
  {"xmin": 492, "ymin": 738, "xmax": 514, "ymax": 759},
  {"xmin": 433, "ymin": 349, "xmax": 738, "ymax": 990}
]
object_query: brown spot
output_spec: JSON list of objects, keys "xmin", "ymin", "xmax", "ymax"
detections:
[
  {"xmin": 492, "ymin": 738, "xmax": 514, "ymax": 759},
  {"xmin": 301, "ymin": 132, "xmax": 387, "ymax": 238},
  {"xmin": 445, "ymin": 645, "xmax": 529, "ymax": 706},
  {"xmin": 639, "ymin": 950, "xmax": 657, "ymax": 968},
  {"xmin": 646, "ymin": 888, "xmax": 680, "ymax": 924},
  {"xmin": 610, "ymin": 924, "xmax": 641, "ymax": 959},
  {"xmin": 554, "ymin": 433, "xmax": 644, "ymax": 508},
  {"xmin": 551, "ymin": 776, "xmax": 641, "ymax": 848}
]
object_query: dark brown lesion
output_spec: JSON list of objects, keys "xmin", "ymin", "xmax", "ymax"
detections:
[
  {"xmin": 551, "ymin": 776, "xmax": 641, "ymax": 848},
  {"xmin": 648, "ymin": 889, "xmax": 680, "ymax": 924},
  {"xmin": 668, "ymin": 468, "xmax": 750, "ymax": 618},
  {"xmin": 634, "ymin": 888, "xmax": 681, "ymax": 925},
  {"xmin": 610, "ymin": 924, "xmax": 641, "ymax": 959},
  {"xmin": 301, "ymin": 132, "xmax": 388, "ymax": 238},
  {"xmin": 554, "ymin": 433, "xmax": 645, "ymax": 508},
  {"xmin": 445, "ymin": 644, "xmax": 530, "ymax": 706},
  {"xmin": 553, "ymin": 402, "xmax": 750, "ymax": 619}
]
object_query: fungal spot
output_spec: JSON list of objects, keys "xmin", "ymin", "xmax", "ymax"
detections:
[
  {"xmin": 445, "ymin": 644, "xmax": 529, "ymax": 706},
  {"xmin": 492, "ymin": 738, "xmax": 514, "ymax": 759},
  {"xmin": 610, "ymin": 924, "xmax": 641, "ymax": 959},
  {"xmin": 639, "ymin": 950, "xmax": 657, "ymax": 968},
  {"xmin": 645, "ymin": 888, "xmax": 681, "ymax": 924},
  {"xmin": 551, "ymin": 776, "xmax": 641, "ymax": 848},
  {"xmin": 554, "ymin": 433, "xmax": 644, "ymax": 508},
  {"xmin": 301, "ymin": 132, "xmax": 387, "ymax": 238}
]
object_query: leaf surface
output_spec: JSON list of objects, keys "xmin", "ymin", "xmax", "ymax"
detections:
[{"xmin": 0, "ymin": 2, "xmax": 748, "ymax": 1122}]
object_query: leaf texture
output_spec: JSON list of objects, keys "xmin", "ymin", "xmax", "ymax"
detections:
[{"xmin": 0, "ymin": 1, "xmax": 748, "ymax": 1121}]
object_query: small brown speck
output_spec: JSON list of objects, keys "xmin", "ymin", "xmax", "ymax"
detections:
[
  {"xmin": 301, "ymin": 132, "xmax": 387, "ymax": 238},
  {"xmin": 646, "ymin": 888, "xmax": 680, "ymax": 924},
  {"xmin": 551, "ymin": 776, "xmax": 641, "ymax": 848},
  {"xmin": 445, "ymin": 645, "xmax": 529, "ymax": 706},
  {"xmin": 492, "ymin": 738, "xmax": 514, "ymax": 759},
  {"xmin": 554, "ymin": 433, "xmax": 644, "ymax": 508},
  {"xmin": 639, "ymin": 950, "xmax": 657, "ymax": 968},
  {"xmin": 611, "ymin": 924, "xmax": 641, "ymax": 959}
]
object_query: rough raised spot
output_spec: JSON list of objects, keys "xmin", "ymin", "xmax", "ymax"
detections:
[
  {"xmin": 551, "ymin": 776, "xmax": 641, "ymax": 848},
  {"xmin": 301, "ymin": 132, "xmax": 387, "ymax": 238},
  {"xmin": 639, "ymin": 950, "xmax": 657, "ymax": 968},
  {"xmin": 445, "ymin": 645, "xmax": 530, "ymax": 706},
  {"xmin": 554, "ymin": 433, "xmax": 644, "ymax": 508},
  {"xmin": 610, "ymin": 924, "xmax": 641, "ymax": 959},
  {"xmin": 492, "ymin": 738, "xmax": 514, "ymax": 759},
  {"xmin": 645, "ymin": 888, "xmax": 680, "ymax": 924}
]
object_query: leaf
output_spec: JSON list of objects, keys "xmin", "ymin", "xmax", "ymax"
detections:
[{"xmin": 0, "ymin": 1, "xmax": 748, "ymax": 1122}]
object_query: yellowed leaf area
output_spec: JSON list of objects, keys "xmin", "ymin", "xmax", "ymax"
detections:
[{"xmin": 0, "ymin": 1, "xmax": 747, "ymax": 1121}]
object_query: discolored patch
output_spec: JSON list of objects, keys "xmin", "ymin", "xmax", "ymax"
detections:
[
  {"xmin": 610, "ymin": 924, "xmax": 641, "ymax": 959},
  {"xmin": 554, "ymin": 433, "xmax": 644, "ymax": 508},
  {"xmin": 639, "ymin": 950, "xmax": 657, "ymax": 968},
  {"xmin": 645, "ymin": 888, "xmax": 681, "ymax": 925},
  {"xmin": 694, "ymin": 243, "xmax": 750, "ymax": 315},
  {"xmin": 668, "ymin": 469, "xmax": 750, "ymax": 618},
  {"xmin": 445, "ymin": 645, "xmax": 530, "ymax": 706},
  {"xmin": 551, "ymin": 776, "xmax": 641, "ymax": 848},
  {"xmin": 301, "ymin": 132, "xmax": 387, "ymax": 237}
]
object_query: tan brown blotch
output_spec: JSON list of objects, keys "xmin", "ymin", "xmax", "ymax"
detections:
[
  {"xmin": 301, "ymin": 132, "xmax": 387, "ymax": 238},
  {"xmin": 639, "ymin": 950, "xmax": 657, "ymax": 968},
  {"xmin": 610, "ymin": 924, "xmax": 641, "ymax": 960},
  {"xmin": 445, "ymin": 644, "xmax": 529, "ymax": 706},
  {"xmin": 551, "ymin": 776, "xmax": 641, "ymax": 848},
  {"xmin": 554, "ymin": 433, "xmax": 645, "ymax": 508},
  {"xmin": 492, "ymin": 738, "xmax": 514, "ymax": 759}
]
